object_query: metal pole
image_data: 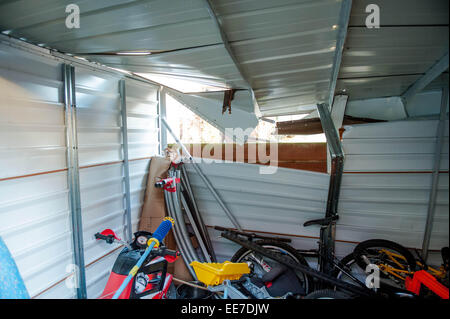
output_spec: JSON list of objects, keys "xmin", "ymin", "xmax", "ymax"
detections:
[
  {"xmin": 164, "ymin": 190, "xmax": 198, "ymax": 279},
  {"xmin": 180, "ymin": 166, "xmax": 217, "ymax": 261},
  {"xmin": 402, "ymin": 53, "xmax": 449, "ymax": 107},
  {"xmin": 158, "ymin": 88, "xmax": 167, "ymax": 154},
  {"xmin": 422, "ymin": 86, "xmax": 449, "ymax": 260},
  {"xmin": 317, "ymin": 103, "xmax": 345, "ymax": 275},
  {"xmin": 161, "ymin": 117, "xmax": 242, "ymax": 231},
  {"xmin": 119, "ymin": 79, "xmax": 133, "ymax": 243},
  {"xmin": 63, "ymin": 64, "xmax": 87, "ymax": 299},
  {"xmin": 171, "ymin": 171, "xmax": 200, "ymax": 261},
  {"xmin": 180, "ymin": 193, "xmax": 212, "ymax": 262}
]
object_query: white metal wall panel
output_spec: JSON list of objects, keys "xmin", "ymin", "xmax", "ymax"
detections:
[
  {"xmin": 338, "ymin": 119, "xmax": 449, "ymax": 255},
  {"xmin": 76, "ymin": 69, "xmax": 122, "ymax": 167},
  {"xmin": 184, "ymin": 161, "xmax": 330, "ymax": 261},
  {"xmin": 0, "ymin": 45, "xmax": 65, "ymax": 178},
  {"xmin": 125, "ymin": 79, "xmax": 159, "ymax": 161},
  {"xmin": 338, "ymin": 173, "xmax": 449, "ymax": 251},
  {"xmin": 343, "ymin": 119, "xmax": 449, "ymax": 172},
  {"xmin": 0, "ymin": 41, "xmax": 159, "ymax": 299},
  {"xmin": 128, "ymin": 159, "xmax": 151, "ymax": 233},
  {"xmin": 185, "ymin": 139, "xmax": 448, "ymax": 263},
  {"xmin": 85, "ymin": 248, "xmax": 122, "ymax": 299},
  {"xmin": 74, "ymin": 67, "xmax": 127, "ymax": 299},
  {"xmin": 0, "ymin": 43, "xmax": 75, "ymax": 298},
  {"xmin": 125, "ymin": 79, "xmax": 159, "ymax": 232},
  {"xmin": 75, "ymin": 73, "xmax": 159, "ymax": 299}
]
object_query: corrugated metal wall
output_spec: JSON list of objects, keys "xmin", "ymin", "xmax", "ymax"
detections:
[
  {"xmin": 75, "ymin": 67, "xmax": 125, "ymax": 298},
  {"xmin": 0, "ymin": 43, "xmax": 75, "ymax": 298},
  {"xmin": 185, "ymin": 119, "xmax": 449, "ymax": 262},
  {"xmin": 338, "ymin": 119, "xmax": 449, "ymax": 256},
  {"xmin": 0, "ymin": 42, "xmax": 160, "ymax": 298},
  {"xmin": 76, "ymin": 73, "xmax": 160, "ymax": 298},
  {"xmin": 184, "ymin": 162, "xmax": 329, "ymax": 261},
  {"xmin": 125, "ymin": 79, "xmax": 159, "ymax": 235},
  {"xmin": 342, "ymin": 120, "xmax": 449, "ymax": 172}
]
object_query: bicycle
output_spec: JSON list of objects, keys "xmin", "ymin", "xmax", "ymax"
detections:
[
  {"xmin": 215, "ymin": 226, "xmax": 377, "ymax": 299},
  {"xmin": 352, "ymin": 239, "xmax": 449, "ymax": 299},
  {"xmin": 214, "ymin": 226, "xmax": 312, "ymax": 298}
]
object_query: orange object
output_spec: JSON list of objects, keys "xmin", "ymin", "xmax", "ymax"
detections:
[{"xmin": 405, "ymin": 270, "xmax": 449, "ymax": 299}]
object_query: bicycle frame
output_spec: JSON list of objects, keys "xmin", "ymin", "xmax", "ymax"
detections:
[{"xmin": 375, "ymin": 249, "xmax": 446, "ymax": 281}]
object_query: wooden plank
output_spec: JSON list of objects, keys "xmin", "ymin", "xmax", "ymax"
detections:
[{"xmin": 178, "ymin": 143, "xmax": 327, "ymax": 172}]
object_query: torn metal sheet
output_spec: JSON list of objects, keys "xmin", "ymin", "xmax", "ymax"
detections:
[{"xmin": 166, "ymin": 88, "xmax": 259, "ymax": 143}]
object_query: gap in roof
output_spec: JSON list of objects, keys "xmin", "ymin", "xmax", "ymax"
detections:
[{"xmin": 136, "ymin": 73, "xmax": 228, "ymax": 93}]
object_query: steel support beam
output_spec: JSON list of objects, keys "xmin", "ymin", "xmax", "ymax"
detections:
[
  {"xmin": 158, "ymin": 88, "xmax": 167, "ymax": 154},
  {"xmin": 327, "ymin": 95, "xmax": 348, "ymax": 173},
  {"xmin": 204, "ymin": 0, "xmax": 261, "ymax": 116},
  {"xmin": 119, "ymin": 79, "xmax": 133, "ymax": 243},
  {"xmin": 402, "ymin": 52, "xmax": 449, "ymax": 108},
  {"xmin": 63, "ymin": 64, "xmax": 87, "ymax": 299},
  {"xmin": 317, "ymin": 103, "xmax": 345, "ymax": 275},
  {"xmin": 327, "ymin": 0, "xmax": 352, "ymax": 109},
  {"xmin": 421, "ymin": 86, "xmax": 449, "ymax": 261},
  {"xmin": 317, "ymin": 103, "xmax": 344, "ymax": 218}
]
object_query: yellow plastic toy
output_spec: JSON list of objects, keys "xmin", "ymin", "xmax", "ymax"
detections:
[{"xmin": 190, "ymin": 261, "xmax": 250, "ymax": 286}]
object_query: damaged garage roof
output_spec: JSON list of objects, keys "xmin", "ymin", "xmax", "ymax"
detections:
[{"xmin": 0, "ymin": 0, "xmax": 448, "ymax": 119}]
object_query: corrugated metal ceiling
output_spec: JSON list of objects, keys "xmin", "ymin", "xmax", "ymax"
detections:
[
  {"xmin": 213, "ymin": 0, "xmax": 342, "ymax": 116},
  {"xmin": 0, "ymin": 0, "xmax": 448, "ymax": 117},
  {"xmin": 0, "ymin": 0, "xmax": 219, "ymax": 52},
  {"xmin": 336, "ymin": 0, "xmax": 449, "ymax": 100}
]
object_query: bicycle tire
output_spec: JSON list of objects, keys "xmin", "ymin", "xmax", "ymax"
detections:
[
  {"xmin": 230, "ymin": 239, "xmax": 311, "ymax": 295},
  {"xmin": 353, "ymin": 239, "xmax": 417, "ymax": 273},
  {"xmin": 333, "ymin": 253, "xmax": 357, "ymax": 278},
  {"xmin": 304, "ymin": 289, "xmax": 352, "ymax": 299}
]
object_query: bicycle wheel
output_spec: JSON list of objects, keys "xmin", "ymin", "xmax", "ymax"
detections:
[
  {"xmin": 353, "ymin": 239, "xmax": 416, "ymax": 288},
  {"xmin": 304, "ymin": 289, "xmax": 352, "ymax": 299},
  {"xmin": 333, "ymin": 253, "xmax": 367, "ymax": 287},
  {"xmin": 230, "ymin": 240, "xmax": 311, "ymax": 296}
]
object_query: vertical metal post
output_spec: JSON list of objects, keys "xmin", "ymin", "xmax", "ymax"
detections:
[
  {"xmin": 317, "ymin": 103, "xmax": 345, "ymax": 275},
  {"xmin": 63, "ymin": 64, "xmax": 87, "ymax": 299},
  {"xmin": 422, "ymin": 86, "xmax": 449, "ymax": 260},
  {"xmin": 119, "ymin": 79, "xmax": 133, "ymax": 243},
  {"xmin": 158, "ymin": 88, "xmax": 167, "ymax": 154},
  {"xmin": 327, "ymin": 95, "xmax": 348, "ymax": 173}
]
